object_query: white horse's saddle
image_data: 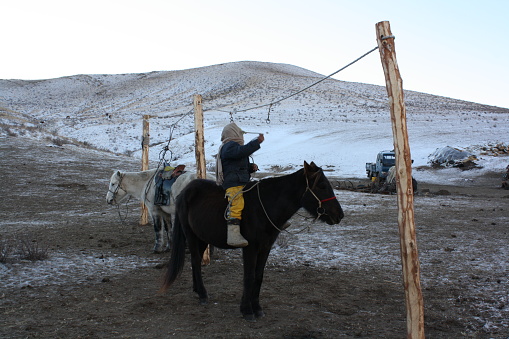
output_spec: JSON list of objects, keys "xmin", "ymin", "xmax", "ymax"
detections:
[{"xmin": 154, "ymin": 165, "xmax": 186, "ymax": 206}]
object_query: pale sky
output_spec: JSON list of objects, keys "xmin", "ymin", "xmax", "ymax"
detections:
[{"xmin": 2, "ymin": 0, "xmax": 508, "ymax": 108}]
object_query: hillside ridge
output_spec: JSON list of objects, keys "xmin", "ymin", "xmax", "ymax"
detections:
[{"xmin": 1, "ymin": 60, "xmax": 507, "ymax": 179}]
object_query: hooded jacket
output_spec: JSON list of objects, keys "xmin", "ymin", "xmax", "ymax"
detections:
[{"xmin": 216, "ymin": 123, "xmax": 261, "ymax": 189}]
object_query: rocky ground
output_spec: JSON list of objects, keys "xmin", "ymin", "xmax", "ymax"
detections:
[{"xmin": 1, "ymin": 136, "xmax": 508, "ymax": 338}]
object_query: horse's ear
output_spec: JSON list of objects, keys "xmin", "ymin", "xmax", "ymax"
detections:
[
  {"xmin": 304, "ymin": 161, "xmax": 318, "ymax": 173},
  {"xmin": 303, "ymin": 161, "xmax": 312, "ymax": 174},
  {"xmin": 116, "ymin": 170, "xmax": 121, "ymax": 177}
]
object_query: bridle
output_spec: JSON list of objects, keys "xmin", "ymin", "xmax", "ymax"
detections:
[
  {"xmin": 108, "ymin": 173, "xmax": 132, "ymax": 226},
  {"xmin": 256, "ymin": 170, "xmax": 337, "ymax": 232},
  {"xmin": 304, "ymin": 172, "xmax": 337, "ymax": 221},
  {"xmin": 108, "ymin": 173, "xmax": 127, "ymax": 204}
]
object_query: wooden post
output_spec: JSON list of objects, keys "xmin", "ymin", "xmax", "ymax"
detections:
[
  {"xmin": 193, "ymin": 94, "xmax": 210, "ymax": 265},
  {"xmin": 140, "ymin": 114, "xmax": 150, "ymax": 226},
  {"xmin": 376, "ymin": 21, "xmax": 425, "ymax": 338},
  {"xmin": 194, "ymin": 95, "xmax": 207, "ymax": 179}
]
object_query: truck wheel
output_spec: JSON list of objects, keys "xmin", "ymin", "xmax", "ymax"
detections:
[{"xmin": 412, "ymin": 178, "xmax": 418, "ymax": 192}]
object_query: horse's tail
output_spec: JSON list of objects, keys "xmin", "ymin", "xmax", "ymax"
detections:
[{"xmin": 160, "ymin": 202, "xmax": 186, "ymax": 292}]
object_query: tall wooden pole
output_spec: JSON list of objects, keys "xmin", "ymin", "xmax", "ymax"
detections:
[
  {"xmin": 193, "ymin": 94, "xmax": 210, "ymax": 265},
  {"xmin": 140, "ymin": 115, "xmax": 150, "ymax": 226},
  {"xmin": 375, "ymin": 21, "xmax": 425, "ymax": 338},
  {"xmin": 193, "ymin": 95, "xmax": 207, "ymax": 179}
]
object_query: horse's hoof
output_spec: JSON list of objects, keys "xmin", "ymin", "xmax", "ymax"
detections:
[
  {"xmin": 199, "ymin": 298, "xmax": 208, "ymax": 305},
  {"xmin": 255, "ymin": 310, "xmax": 265, "ymax": 318},
  {"xmin": 243, "ymin": 314, "xmax": 256, "ymax": 322}
]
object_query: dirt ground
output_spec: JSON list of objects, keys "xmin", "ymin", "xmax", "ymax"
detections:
[{"xmin": 1, "ymin": 136, "xmax": 508, "ymax": 338}]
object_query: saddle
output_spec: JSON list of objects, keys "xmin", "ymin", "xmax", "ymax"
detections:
[{"xmin": 154, "ymin": 164, "xmax": 186, "ymax": 206}]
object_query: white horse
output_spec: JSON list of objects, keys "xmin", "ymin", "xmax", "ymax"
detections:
[{"xmin": 106, "ymin": 169, "xmax": 213, "ymax": 253}]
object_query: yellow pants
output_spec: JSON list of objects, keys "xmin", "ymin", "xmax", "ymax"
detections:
[{"xmin": 225, "ymin": 186, "xmax": 245, "ymax": 220}]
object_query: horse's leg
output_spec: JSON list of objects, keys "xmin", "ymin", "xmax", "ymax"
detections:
[
  {"xmin": 188, "ymin": 236, "xmax": 208, "ymax": 304},
  {"xmin": 251, "ymin": 246, "xmax": 273, "ymax": 318},
  {"xmin": 240, "ymin": 246, "xmax": 259, "ymax": 321},
  {"xmin": 152, "ymin": 211, "xmax": 165, "ymax": 253},
  {"xmin": 162, "ymin": 212, "xmax": 172, "ymax": 252}
]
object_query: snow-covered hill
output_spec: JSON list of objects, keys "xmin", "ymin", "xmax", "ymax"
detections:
[{"xmin": 1, "ymin": 61, "xmax": 508, "ymax": 183}]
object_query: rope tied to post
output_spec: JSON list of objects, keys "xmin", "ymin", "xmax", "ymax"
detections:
[{"xmin": 211, "ymin": 45, "xmax": 382, "ymax": 119}]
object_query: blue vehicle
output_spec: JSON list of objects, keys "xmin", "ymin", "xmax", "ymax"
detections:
[
  {"xmin": 366, "ymin": 150, "xmax": 418, "ymax": 193},
  {"xmin": 366, "ymin": 150, "xmax": 395, "ymax": 180}
]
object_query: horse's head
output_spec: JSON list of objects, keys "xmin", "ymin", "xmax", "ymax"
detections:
[
  {"xmin": 301, "ymin": 161, "xmax": 344, "ymax": 225},
  {"xmin": 106, "ymin": 170, "xmax": 128, "ymax": 205}
]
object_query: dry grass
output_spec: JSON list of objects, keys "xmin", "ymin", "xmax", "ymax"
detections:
[{"xmin": 0, "ymin": 234, "xmax": 49, "ymax": 263}]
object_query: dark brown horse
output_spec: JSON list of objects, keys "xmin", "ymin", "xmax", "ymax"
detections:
[{"xmin": 161, "ymin": 161, "xmax": 344, "ymax": 321}]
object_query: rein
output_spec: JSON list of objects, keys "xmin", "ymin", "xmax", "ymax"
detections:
[
  {"xmin": 256, "ymin": 183, "xmax": 312, "ymax": 235},
  {"xmin": 223, "ymin": 180, "xmax": 293, "ymax": 233},
  {"xmin": 304, "ymin": 173, "xmax": 337, "ymax": 221},
  {"xmin": 109, "ymin": 173, "xmax": 126, "ymax": 204},
  {"xmin": 223, "ymin": 181, "xmax": 261, "ymax": 220},
  {"xmin": 115, "ymin": 196, "xmax": 132, "ymax": 227},
  {"xmin": 254, "ymin": 171, "xmax": 337, "ymax": 234},
  {"xmin": 109, "ymin": 173, "xmax": 131, "ymax": 226}
]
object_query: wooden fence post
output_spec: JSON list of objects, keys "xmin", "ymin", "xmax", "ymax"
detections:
[
  {"xmin": 375, "ymin": 21, "xmax": 425, "ymax": 338},
  {"xmin": 194, "ymin": 95, "xmax": 207, "ymax": 179},
  {"xmin": 193, "ymin": 94, "xmax": 210, "ymax": 265},
  {"xmin": 140, "ymin": 114, "xmax": 150, "ymax": 226}
]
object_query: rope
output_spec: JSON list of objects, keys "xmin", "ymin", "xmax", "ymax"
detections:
[
  {"xmin": 222, "ymin": 180, "xmax": 308, "ymax": 235},
  {"xmin": 161, "ymin": 109, "xmax": 194, "ymax": 154},
  {"xmin": 256, "ymin": 183, "xmax": 313, "ymax": 235},
  {"xmin": 223, "ymin": 181, "xmax": 261, "ymax": 220},
  {"xmin": 141, "ymin": 108, "xmax": 194, "ymax": 204},
  {"xmin": 255, "ymin": 183, "xmax": 283, "ymax": 231},
  {"xmin": 135, "ymin": 45, "xmax": 380, "ymax": 130},
  {"xmin": 132, "ymin": 44, "xmax": 383, "ymax": 204},
  {"xmin": 133, "ymin": 44, "xmax": 382, "ymax": 127},
  {"xmin": 208, "ymin": 45, "xmax": 380, "ymax": 116},
  {"xmin": 115, "ymin": 196, "xmax": 131, "ymax": 227}
]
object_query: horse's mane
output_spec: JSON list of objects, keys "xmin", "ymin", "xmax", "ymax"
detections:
[
  {"xmin": 139, "ymin": 168, "xmax": 158, "ymax": 180},
  {"xmin": 245, "ymin": 168, "xmax": 305, "ymax": 190},
  {"xmin": 116, "ymin": 168, "xmax": 157, "ymax": 176},
  {"xmin": 119, "ymin": 168, "xmax": 158, "ymax": 181}
]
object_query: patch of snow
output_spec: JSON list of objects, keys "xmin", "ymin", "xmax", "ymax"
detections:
[
  {"xmin": 0, "ymin": 250, "xmax": 157, "ymax": 290},
  {"xmin": 1, "ymin": 61, "xmax": 507, "ymax": 184}
]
